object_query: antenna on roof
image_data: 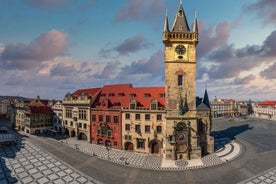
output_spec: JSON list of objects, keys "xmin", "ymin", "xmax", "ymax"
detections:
[{"xmin": 180, "ymin": 0, "xmax": 182, "ymax": 5}]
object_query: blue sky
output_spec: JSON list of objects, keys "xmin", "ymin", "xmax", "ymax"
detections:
[{"xmin": 0, "ymin": 0, "xmax": 275, "ymax": 101}]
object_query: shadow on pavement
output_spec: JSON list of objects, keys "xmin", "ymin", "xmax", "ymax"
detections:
[
  {"xmin": 211, "ymin": 124, "xmax": 253, "ymax": 151},
  {"xmin": 0, "ymin": 130, "xmax": 23, "ymax": 183}
]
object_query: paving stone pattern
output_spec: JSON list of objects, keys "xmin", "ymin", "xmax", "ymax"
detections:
[
  {"xmin": 0, "ymin": 140, "xmax": 102, "ymax": 184},
  {"xmin": 64, "ymin": 137, "xmax": 241, "ymax": 171},
  {"xmin": 239, "ymin": 167, "xmax": 276, "ymax": 184}
]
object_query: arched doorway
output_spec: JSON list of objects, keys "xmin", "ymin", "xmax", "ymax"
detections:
[
  {"xmin": 124, "ymin": 142, "xmax": 134, "ymax": 151},
  {"xmin": 79, "ymin": 132, "xmax": 87, "ymax": 140},
  {"xmin": 105, "ymin": 140, "xmax": 111, "ymax": 146},
  {"xmin": 149, "ymin": 140, "xmax": 162, "ymax": 154},
  {"xmin": 151, "ymin": 142, "xmax": 160, "ymax": 154},
  {"xmin": 71, "ymin": 130, "xmax": 76, "ymax": 137},
  {"xmin": 97, "ymin": 138, "xmax": 103, "ymax": 145}
]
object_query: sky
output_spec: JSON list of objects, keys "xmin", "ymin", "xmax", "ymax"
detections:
[{"xmin": 0, "ymin": 0, "xmax": 275, "ymax": 101}]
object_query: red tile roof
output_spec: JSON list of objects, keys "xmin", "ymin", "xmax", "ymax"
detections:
[
  {"xmin": 130, "ymin": 87, "xmax": 165, "ymax": 107},
  {"xmin": 73, "ymin": 87, "xmax": 101, "ymax": 97},
  {"xmin": 93, "ymin": 84, "xmax": 165, "ymax": 109},
  {"xmin": 258, "ymin": 101, "xmax": 276, "ymax": 107}
]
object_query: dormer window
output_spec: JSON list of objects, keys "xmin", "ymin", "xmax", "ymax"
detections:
[
  {"xmin": 159, "ymin": 93, "xmax": 165, "ymax": 98},
  {"xmin": 144, "ymin": 93, "xmax": 151, "ymax": 98},
  {"xmin": 118, "ymin": 93, "xmax": 125, "ymax": 97},
  {"xmin": 150, "ymin": 99, "xmax": 158, "ymax": 110},
  {"xmin": 114, "ymin": 102, "xmax": 121, "ymax": 106},
  {"xmin": 130, "ymin": 94, "xmax": 136, "ymax": 98},
  {"xmin": 101, "ymin": 94, "xmax": 106, "ymax": 97},
  {"xmin": 179, "ymin": 25, "xmax": 183, "ymax": 31},
  {"xmin": 129, "ymin": 100, "xmax": 137, "ymax": 110},
  {"xmin": 109, "ymin": 93, "xmax": 115, "ymax": 97},
  {"xmin": 178, "ymin": 10, "xmax": 183, "ymax": 16}
]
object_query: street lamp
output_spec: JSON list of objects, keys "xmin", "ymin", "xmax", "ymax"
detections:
[{"xmin": 106, "ymin": 144, "xmax": 111, "ymax": 160}]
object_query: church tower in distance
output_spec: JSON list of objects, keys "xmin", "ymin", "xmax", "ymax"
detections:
[{"xmin": 163, "ymin": 2, "xmax": 214, "ymax": 160}]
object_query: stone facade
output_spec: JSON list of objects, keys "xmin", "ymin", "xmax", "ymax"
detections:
[
  {"xmin": 162, "ymin": 2, "xmax": 214, "ymax": 160},
  {"xmin": 62, "ymin": 89, "xmax": 101, "ymax": 143}
]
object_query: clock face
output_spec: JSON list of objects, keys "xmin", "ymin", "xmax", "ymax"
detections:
[{"xmin": 175, "ymin": 45, "xmax": 186, "ymax": 55}]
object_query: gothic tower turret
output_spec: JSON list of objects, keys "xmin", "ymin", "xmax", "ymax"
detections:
[{"xmin": 163, "ymin": 2, "xmax": 204, "ymax": 160}]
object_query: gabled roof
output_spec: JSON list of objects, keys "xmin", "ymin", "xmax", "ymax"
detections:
[
  {"xmin": 95, "ymin": 84, "xmax": 133, "ymax": 109},
  {"xmin": 130, "ymin": 87, "xmax": 165, "ymax": 108},
  {"xmin": 171, "ymin": 2, "xmax": 190, "ymax": 32},
  {"xmin": 92, "ymin": 84, "xmax": 165, "ymax": 109},
  {"xmin": 73, "ymin": 87, "xmax": 101, "ymax": 97}
]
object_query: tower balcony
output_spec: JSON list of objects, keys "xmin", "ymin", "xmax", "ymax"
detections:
[{"xmin": 163, "ymin": 32, "xmax": 198, "ymax": 44}]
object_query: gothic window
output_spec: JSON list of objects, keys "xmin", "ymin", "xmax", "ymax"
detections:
[{"xmin": 178, "ymin": 75, "xmax": 183, "ymax": 86}]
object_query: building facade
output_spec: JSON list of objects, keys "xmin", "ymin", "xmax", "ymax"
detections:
[
  {"xmin": 121, "ymin": 87, "xmax": 166, "ymax": 155},
  {"xmin": 62, "ymin": 88, "xmax": 101, "ymax": 143},
  {"xmin": 253, "ymin": 101, "xmax": 276, "ymax": 120},
  {"xmin": 23, "ymin": 96, "xmax": 53, "ymax": 134},
  {"xmin": 48, "ymin": 100, "xmax": 63, "ymax": 133},
  {"xmin": 162, "ymin": 2, "xmax": 214, "ymax": 160}
]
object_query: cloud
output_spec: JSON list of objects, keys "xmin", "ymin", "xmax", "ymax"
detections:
[
  {"xmin": 114, "ymin": 35, "xmax": 152, "ymax": 55},
  {"xmin": 245, "ymin": 0, "xmax": 276, "ymax": 25},
  {"xmin": 114, "ymin": 0, "xmax": 165, "ymax": 22},
  {"xmin": 198, "ymin": 28, "xmax": 276, "ymax": 81},
  {"xmin": 198, "ymin": 21, "xmax": 231, "ymax": 58},
  {"xmin": 50, "ymin": 63, "xmax": 78, "ymax": 77},
  {"xmin": 260, "ymin": 62, "xmax": 276, "ymax": 79},
  {"xmin": 117, "ymin": 50, "xmax": 164, "ymax": 80},
  {"xmin": 94, "ymin": 61, "xmax": 121, "ymax": 79},
  {"xmin": 0, "ymin": 29, "xmax": 67, "ymax": 70},
  {"xmin": 232, "ymin": 75, "xmax": 256, "ymax": 85}
]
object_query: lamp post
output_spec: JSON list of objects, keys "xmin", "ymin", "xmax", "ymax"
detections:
[{"xmin": 106, "ymin": 144, "xmax": 111, "ymax": 160}]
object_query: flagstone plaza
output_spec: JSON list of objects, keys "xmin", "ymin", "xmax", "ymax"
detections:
[{"xmin": 0, "ymin": 117, "xmax": 276, "ymax": 184}]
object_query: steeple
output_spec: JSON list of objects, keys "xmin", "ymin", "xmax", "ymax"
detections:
[
  {"xmin": 171, "ymin": 1, "xmax": 190, "ymax": 32},
  {"xmin": 193, "ymin": 11, "xmax": 198, "ymax": 32},
  {"xmin": 163, "ymin": 9, "xmax": 169, "ymax": 32},
  {"xmin": 203, "ymin": 86, "xmax": 210, "ymax": 108}
]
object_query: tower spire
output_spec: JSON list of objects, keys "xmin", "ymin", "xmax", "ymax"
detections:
[
  {"xmin": 193, "ymin": 11, "xmax": 198, "ymax": 32},
  {"xmin": 163, "ymin": 9, "xmax": 169, "ymax": 32},
  {"xmin": 171, "ymin": 1, "xmax": 190, "ymax": 32}
]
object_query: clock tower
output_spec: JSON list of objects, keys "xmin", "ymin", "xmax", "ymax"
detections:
[{"xmin": 163, "ymin": 2, "xmax": 213, "ymax": 160}]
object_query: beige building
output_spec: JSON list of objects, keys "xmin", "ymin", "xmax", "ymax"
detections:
[
  {"xmin": 121, "ymin": 87, "xmax": 166, "ymax": 155},
  {"xmin": 162, "ymin": 2, "xmax": 214, "ymax": 160},
  {"xmin": 62, "ymin": 88, "xmax": 101, "ymax": 143}
]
